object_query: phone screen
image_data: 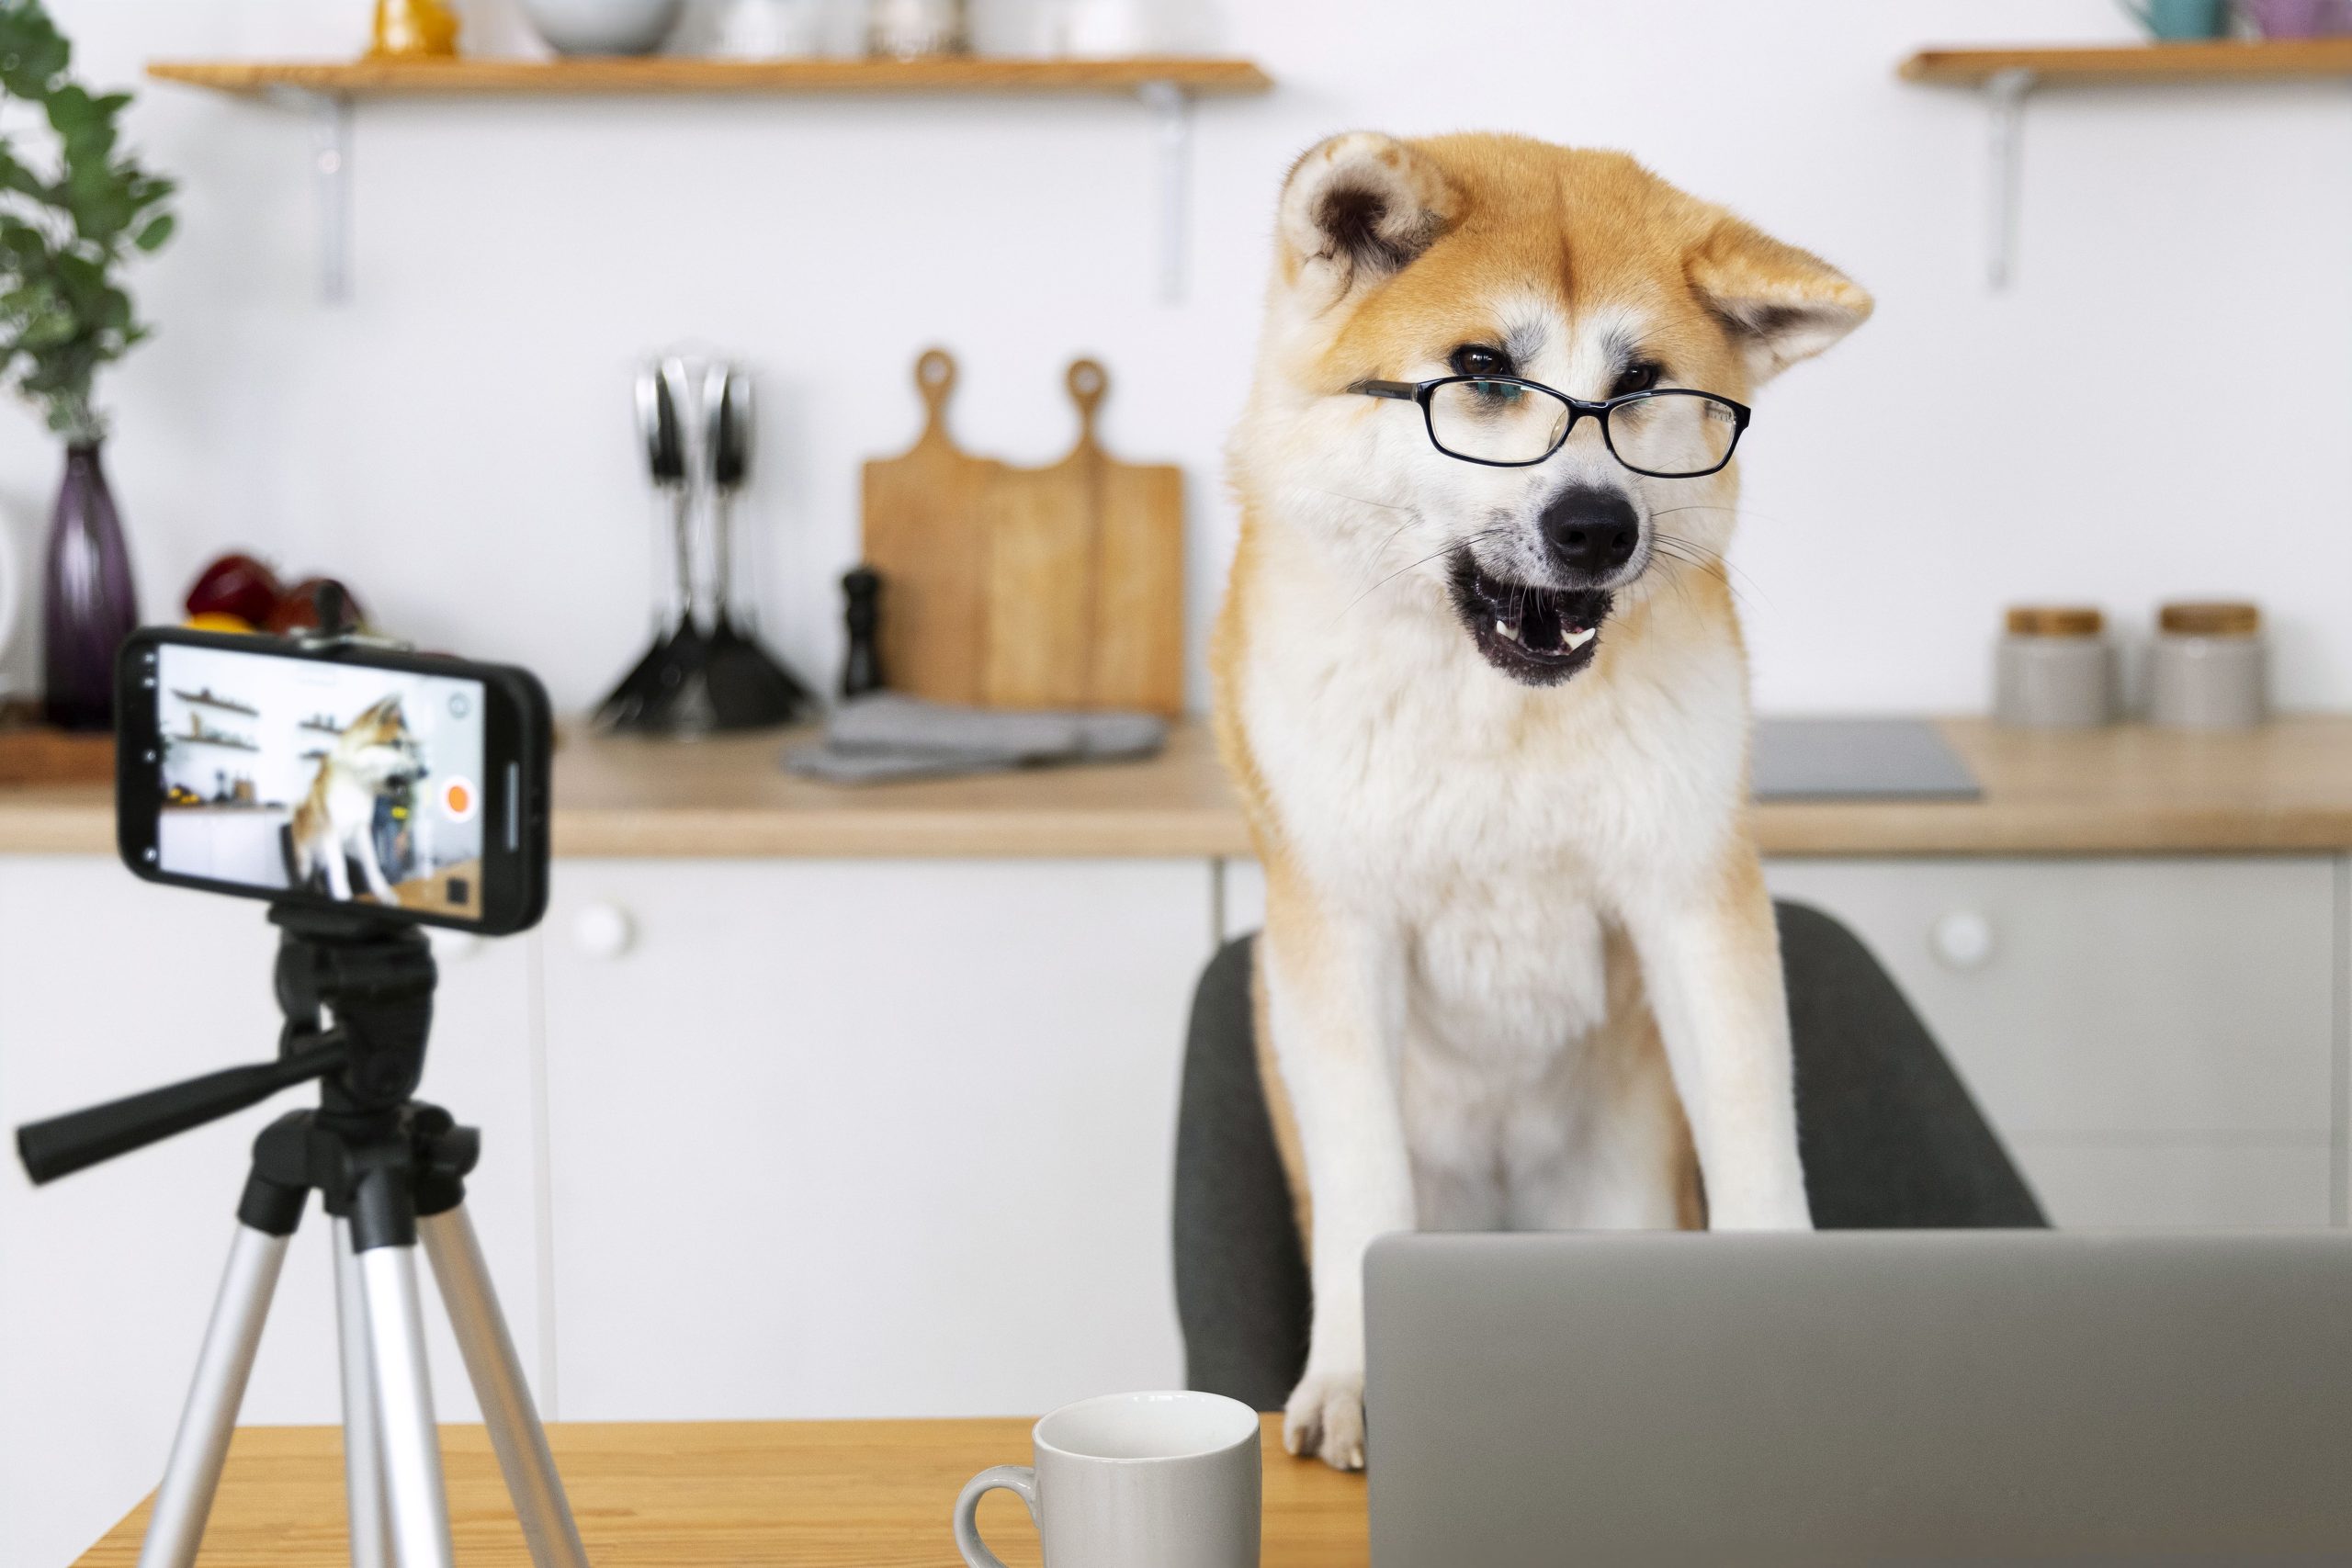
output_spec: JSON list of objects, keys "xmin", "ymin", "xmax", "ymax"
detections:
[{"xmin": 150, "ymin": 640, "xmax": 491, "ymax": 920}]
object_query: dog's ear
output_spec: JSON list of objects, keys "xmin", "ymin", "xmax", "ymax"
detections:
[
  {"xmin": 1686, "ymin": 216, "xmax": 1872, "ymax": 384},
  {"xmin": 1277, "ymin": 132, "xmax": 1453, "ymax": 304}
]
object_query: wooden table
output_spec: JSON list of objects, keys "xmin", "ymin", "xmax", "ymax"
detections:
[
  {"xmin": 73, "ymin": 1416, "xmax": 1366, "ymax": 1566},
  {"xmin": 16, "ymin": 716, "xmax": 2352, "ymax": 860}
]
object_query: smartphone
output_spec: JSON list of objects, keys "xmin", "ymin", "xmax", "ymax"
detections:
[{"xmin": 115, "ymin": 627, "xmax": 551, "ymax": 935}]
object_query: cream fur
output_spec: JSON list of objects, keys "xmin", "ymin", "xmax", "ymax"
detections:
[{"xmin": 1214, "ymin": 132, "xmax": 1871, "ymax": 1470}]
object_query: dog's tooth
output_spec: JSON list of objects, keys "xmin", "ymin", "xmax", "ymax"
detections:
[
  {"xmin": 1495, "ymin": 618, "xmax": 1520, "ymax": 643},
  {"xmin": 1565, "ymin": 627, "xmax": 1597, "ymax": 651}
]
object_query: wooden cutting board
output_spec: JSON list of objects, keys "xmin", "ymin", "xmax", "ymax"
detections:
[
  {"xmin": 861, "ymin": 348, "xmax": 999, "ymax": 706},
  {"xmin": 980, "ymin": 358, "xmax": 1184, "ymax": 715},
  {"xmin": 861, "ymin": 351, "xmax": 1185, "ymax": 716}
]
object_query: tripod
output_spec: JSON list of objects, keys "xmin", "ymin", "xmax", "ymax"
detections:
[{"xmin": 16, "ymin": 905, "xmax": 589, "ymax": 1568}]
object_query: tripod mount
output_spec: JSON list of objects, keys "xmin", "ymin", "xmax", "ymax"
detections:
[{"xmin": 15, "ymin": 905, "xmax": 588, "ymax": 1568}]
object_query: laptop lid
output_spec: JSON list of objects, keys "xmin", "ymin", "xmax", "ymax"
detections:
[{"xmin": 1364, "ymin": 1231, "xmax": 2352, "ymax": 1567}]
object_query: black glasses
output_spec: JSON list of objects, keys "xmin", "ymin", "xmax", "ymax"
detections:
[{"xmin": 1349, "ymin": 376, "xmax": 1751, "ymax": 478}]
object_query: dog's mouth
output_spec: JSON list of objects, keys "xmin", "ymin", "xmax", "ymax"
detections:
[{"xmin": 1446, "ymin": 550, "xmax": 1611, "ymax": 686}]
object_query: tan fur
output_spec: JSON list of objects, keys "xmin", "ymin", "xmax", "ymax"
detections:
[{"xmin": 1216, "ymin": 131, "xmax": 1868, "ymax": 1468}]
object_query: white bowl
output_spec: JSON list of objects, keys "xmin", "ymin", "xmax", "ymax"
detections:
[{"xmin": 520, "ymin": 0, "xmax": 685, "ymax": 55}]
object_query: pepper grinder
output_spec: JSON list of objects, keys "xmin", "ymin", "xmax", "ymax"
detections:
[{"xmin": 841, "ymin": 565, "xmax": 884, "ymax": 698}]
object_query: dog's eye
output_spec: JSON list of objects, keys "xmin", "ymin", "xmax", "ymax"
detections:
[
  {"xmin": 1449, "ymin": 344, "xmax": 1509, "ymax": 377},
  {"xmin": 1609, "ymin": 361, "xmax": 1662, "ymax": 398}
]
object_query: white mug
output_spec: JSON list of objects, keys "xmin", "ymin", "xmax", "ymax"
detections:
[{"xmin": 954, "ymin": 1390, "xmax": 1261, "ymax": 1568}]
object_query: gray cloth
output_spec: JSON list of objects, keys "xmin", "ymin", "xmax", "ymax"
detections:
[
  {"xmin": 785, "ymin": 694, "xmax": 1168, "ymax": 784},
  {"xmin": 1172, "ymin": 902, "xmax": 2047, "ymax": 1414}
]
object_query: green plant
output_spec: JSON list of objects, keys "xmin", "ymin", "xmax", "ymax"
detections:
[{"xmin": 0, "ymin": 0, "xmax": 172, "ymax": 442}]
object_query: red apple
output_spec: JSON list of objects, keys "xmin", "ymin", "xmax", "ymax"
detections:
[
  {"xmin": 265, "ymin": 577, "xmax": 368, "ymax": 636},
  {"xmin": 183, "ymin": 552, "xmax": 282, "ymax": 626}
]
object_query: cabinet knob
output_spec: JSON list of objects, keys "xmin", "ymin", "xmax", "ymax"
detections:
[
  {"xmin": 1930, "ymin": 909, "xmax": 1996, "ymax": 971},
  {"xmin": 572, "ymin": 902, "xmax": 635, "ymax": 961}
]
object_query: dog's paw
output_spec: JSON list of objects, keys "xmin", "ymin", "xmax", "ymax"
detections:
[{"xmin": 1283, "ymin": 1367, "xmax": 1366, "ymax": 1472}]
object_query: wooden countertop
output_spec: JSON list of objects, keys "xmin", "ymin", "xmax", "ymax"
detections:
[
  {"xmin": 74, "ymin": 1416, "xmax": 1366, "ymax": 1567},
  {"xmin": 13, "ymin": 716, "xmax": 2352, "ymax": 861}
]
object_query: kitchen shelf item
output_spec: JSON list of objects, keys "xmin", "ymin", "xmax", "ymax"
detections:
[
  {"xmin": 2150, "ymin": 601, "xmax": 2266, "ymax": 729},
  {"xmin": 145, "ymin": 56, "xmax": 1271, "ymax": 305},
  {"xmin": 979, "ymin": 358, "xmax": 1182, "ymax": 716},
  {"xmin": 1995, "ymin": 605, "xmax": 2115, "ymax": 729},
  {"xmin": 862, "ymin": 349, "xmax": 1001, "ymax": 706},
  {"xmin": 866, "ymin": 0, "xmax": 967, "ymax": 58},
  {"xmin": 1898, "ymin": 40, "xmax": 2352, "ymax": 289},
  {"xmin": 369, "ymin": 0, "xmax": 461, "ymax": 58},
  {"xmin": 520, "ymin": 0, "xmax": 686, "ymax": 55}
]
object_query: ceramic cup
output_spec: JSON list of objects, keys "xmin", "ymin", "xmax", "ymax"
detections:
[
  {"xmin": 955, "ymin": 1390, "xmax": 1261, "ymax": 1568},
  {"xmin": 2117, "ymin": 0, "xmax": 2231, "ymax": 37}
]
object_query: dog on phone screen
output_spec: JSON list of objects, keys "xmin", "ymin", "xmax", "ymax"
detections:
[
  {"xmin": 1212, "ymin": 132, "xmax": 1871, "ymax": 1469},
  {"xmin": 288, "ymin": 696, "xmax": 424, "ymax": 905}
]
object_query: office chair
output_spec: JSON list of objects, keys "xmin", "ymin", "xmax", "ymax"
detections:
[{"xmin": 1173, "ymin": 900, "xmax": 2048, "ymax": 1412}]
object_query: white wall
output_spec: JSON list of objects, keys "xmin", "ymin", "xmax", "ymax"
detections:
[{"xmin": 0, "ymin": 0, "xmax": 2342, "ymax": 718}]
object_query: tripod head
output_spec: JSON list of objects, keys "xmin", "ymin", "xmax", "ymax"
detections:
[{"xmin": 16, "ymin": 903, "xmax": 438, "ymax": 1186}]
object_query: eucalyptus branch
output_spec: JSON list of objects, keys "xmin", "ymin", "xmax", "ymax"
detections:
[{"xmin": 0, "ymin": 0, "xmax": 173, "ymax": 441}]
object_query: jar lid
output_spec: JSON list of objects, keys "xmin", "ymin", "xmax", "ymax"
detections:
[
  {"xmin": 2159, "ymin": 601, "xmax": 2260, "ymax": 637},
  {"xmin": 2006, "ymin": 605, "xmax": 2104, "ymax": 637}
]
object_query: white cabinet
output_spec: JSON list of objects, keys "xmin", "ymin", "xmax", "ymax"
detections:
[
  {"xmin": 537, "ymin": 858, "xmax": 1216, "ymax": 1422},
  {"xmin": 0, "ymin": 855, "xmax": 541, "ymax": 1568},
  {"xmin": 1221, "ymin": 854, "xmax": 2346, "ymax": 1230},
  {"xmin": 1765, "ymin": 857, "xmax": 2341, "ymax": 1229}
]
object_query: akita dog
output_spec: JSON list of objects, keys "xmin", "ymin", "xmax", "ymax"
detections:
[
  {"xmin": 288, "ymin": 695, "xmax": 424, "ymax": 905},
  {"xmin": 1214, "ymin": 132, "xmax": 1871, "ymax": 1470}
]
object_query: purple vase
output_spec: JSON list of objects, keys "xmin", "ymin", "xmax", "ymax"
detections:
[
  {"xmin": 2245, "ymin": 0, "xmax": 2352, "ymax": 34},
  {"xmin": 40, "ymin": 441, "xmax": 139, "ymax": 731}
]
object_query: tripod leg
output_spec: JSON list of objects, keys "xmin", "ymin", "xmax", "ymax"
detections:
[
  {"xmin": 334, "ymin": 1217, "xmax": 395, "ymax": 1568},
  {"xmin": 356, "ymin": 1241, "xmax": 457, "ymax": 1568},
  {"xmin": 136, "ymin": 1223, "xmax": 290, "ymax": 1568},
  {"xmin": 421, "ymin": 1203, "xmax": 591, "ymax": 1568}
]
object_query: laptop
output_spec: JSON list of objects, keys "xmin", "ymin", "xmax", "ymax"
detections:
[{"xmin": 1364, "ymin": 1231, "xmax": 2352, "ymax": 1566}]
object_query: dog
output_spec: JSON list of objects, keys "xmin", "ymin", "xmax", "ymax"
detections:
[
  {"xmin": 1212, "ymin": 132, "xmax": 1872, "ymax": 1470},
  {"xmin": 288, "ymin": 695, "xmax": 424, "ymax": 905}
]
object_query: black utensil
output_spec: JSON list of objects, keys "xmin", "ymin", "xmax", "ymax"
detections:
[
  {"xmin": 594, "ymin": 360, "xmax": 708, "ymax": 732},
  {"xmin": 841, "ymin": 565, "xmax": 883, "ymax": 697},
  {"xmin": 698, "ymin": 363, "xmax": 814, "ymax": 728}
]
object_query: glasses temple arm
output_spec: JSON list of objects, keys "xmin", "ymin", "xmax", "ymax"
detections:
[{"xmin": 1347, "ymin": 379, "xmax": 1422, "ymax": 400}]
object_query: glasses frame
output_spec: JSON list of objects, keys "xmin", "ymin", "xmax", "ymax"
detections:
[{"xmin": 1349, "ymin": 376, "xmax": 1753, "ymax": 478}]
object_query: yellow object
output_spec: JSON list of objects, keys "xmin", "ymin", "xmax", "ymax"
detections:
[
  {"xmin": 184, "ymin": 612, "xmax": 254, "ymax": 634},
  {"xmin": 369, "ymin": 0, "xmax": 460, "ymax": 60}
]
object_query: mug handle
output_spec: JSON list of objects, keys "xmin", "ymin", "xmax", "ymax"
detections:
[{"xmin": 953, "ymin": 1463, "xmax": 1039, "ymax": 1568}]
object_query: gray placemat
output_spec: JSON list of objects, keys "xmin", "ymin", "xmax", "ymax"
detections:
[{"xmin": 1751, "ymin": 717, "xmax": 1979, "ymax": 802}]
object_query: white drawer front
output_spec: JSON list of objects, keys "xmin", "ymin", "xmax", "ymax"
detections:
[{"xmin": 1765, "ymin": 858, "xmax": 2336, "ymax": 1140}]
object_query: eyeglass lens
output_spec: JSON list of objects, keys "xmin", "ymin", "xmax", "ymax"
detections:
[{"xmin": 1427, "ymin": 380, "xmax": 1737, "ymax": 475}]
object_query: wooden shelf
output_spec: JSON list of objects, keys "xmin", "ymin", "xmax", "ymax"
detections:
[
  {"xmin": 145, "ymin": 54, "xmax": 1270, "ymax": 303},
  {"xmin": 1902, "ymin": 39, "xmax": 2352, "ymax": 85},
  {"xmin": 146, "ymin": 55, "xmax": 1273, "ymax": 99}
]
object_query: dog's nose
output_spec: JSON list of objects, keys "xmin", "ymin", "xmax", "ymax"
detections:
[{"xmin": 1539, "ymin": 485, "xmax": 1640, "ymax": 580}]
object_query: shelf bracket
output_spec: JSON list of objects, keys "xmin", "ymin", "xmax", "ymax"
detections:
[
  {"xmin": 265, "ymin": 86, "xmax": 354, "ymax": 305},
  {"xmin": 1138, "ymin": 79, "xmax": 1191, "ymax": 305},
  {"xmin": 1983, "ymin": 66, "xmax": 2034, "ymax": 291}
]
